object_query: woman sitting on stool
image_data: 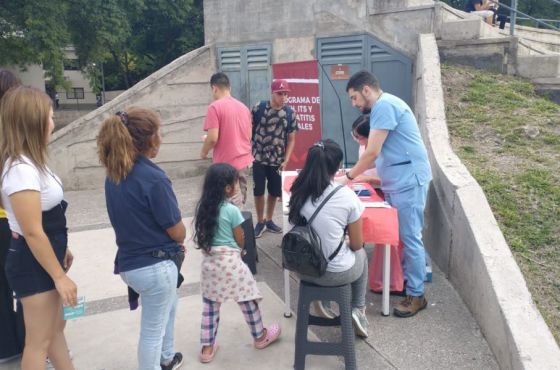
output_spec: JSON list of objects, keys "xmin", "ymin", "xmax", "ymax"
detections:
[{"xmin": 288, "ymin": 139, "xmax": 369, "ymax": 338}]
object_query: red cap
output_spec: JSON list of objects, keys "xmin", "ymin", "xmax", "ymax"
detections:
[{"xmin": 271, "ymin": 79, "xmax": 291, "ymax": 93}]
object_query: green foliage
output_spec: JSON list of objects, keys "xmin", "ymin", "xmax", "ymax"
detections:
[
  {"xmin": 67, "ymin": 0, "xmax": 203, "ymax": 90},
  {"xmin": 0, "ymin": 0, "xmax": 204, "ymax": 91},
  {"xmin": 0, "ymin": 0, "xmax": 70, "ymax": 89},
  {"xmin": 131, "ymin": 0, "xmax": 204, "ymax": 76}
]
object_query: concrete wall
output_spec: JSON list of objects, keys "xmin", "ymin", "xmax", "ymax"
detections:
[
  {"xmin": 204, "ymin": 0, "xmax": 369, "ymax": 46},
  {"xmin": 49, "ymin": 45, "xmax": 216, "ymax": 190},
  {"xmin": 104, "ymin": 90, "xmax": 126, "ymax": 102},
  {"xmin": 369, "ymin": 0, "xmax": 435, "ymax": 13},
  {"xmin": 415, "ymin": 33, "xmax": 560, "ymax": 370},
  {"xmin": 204, "ymin": 0, "xmax": 438, "ymax": 60}
]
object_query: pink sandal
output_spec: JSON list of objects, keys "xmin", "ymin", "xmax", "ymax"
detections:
[
  {"xmin": 254, "ymin": 323, "xmax": 281, "ymax": 349},
  {"xmin": 199, "ymin": 343, "xmax": 219, "ymax": 363}
]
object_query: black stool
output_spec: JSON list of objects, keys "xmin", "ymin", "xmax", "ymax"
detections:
[{"xmin": 294, "ymin": 281, "xmax": 356, "ymax": 370}]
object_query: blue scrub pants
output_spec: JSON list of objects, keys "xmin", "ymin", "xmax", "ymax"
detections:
[{"xmin": 384, "ymin": 182, "xmax": 430, "ymax": 297}]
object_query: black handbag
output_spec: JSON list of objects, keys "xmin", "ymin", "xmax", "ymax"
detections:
[{"xmin": 282, "ymin": 185, "xmax": 346, "ymax": 277}]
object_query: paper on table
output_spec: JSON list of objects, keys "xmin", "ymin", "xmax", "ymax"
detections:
[{"xmin": 362, "ymin": 201, "xmax": 391, "ymax": 208}]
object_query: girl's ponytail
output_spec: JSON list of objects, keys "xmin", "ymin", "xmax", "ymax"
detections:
[{"xmin": 97, "ymin": 115, "xmax": 136, "ymax": 183}]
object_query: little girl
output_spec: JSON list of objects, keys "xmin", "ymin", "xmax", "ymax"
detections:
[{"xmin": 193, "ymin": 163, "xmax": 281, "ymax": 363}]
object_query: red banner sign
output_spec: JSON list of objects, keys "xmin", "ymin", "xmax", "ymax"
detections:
[{"xmin": 272, "ymin": 60, "xmax": 322, "ymax": 171}]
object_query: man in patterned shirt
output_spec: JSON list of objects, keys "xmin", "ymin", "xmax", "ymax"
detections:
[{"xmin": 252, "ymin": 79, "xmax": 298, "ymax": 237}]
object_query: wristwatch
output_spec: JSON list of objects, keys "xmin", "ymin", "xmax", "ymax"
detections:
[{"xmin": 346, "ymin": 171, "xmax": 354, "ymax": 181}]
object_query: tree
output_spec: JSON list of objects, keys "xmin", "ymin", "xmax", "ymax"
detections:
[
  {"xmin": 67, "ymin": 0, "xmax": 143, "ymax": 89},
  {"xmin": 67, "ymin": 0, "xmax": 204, "ymax": 90},
  {"xmin": 130, "ymin": 0, "xmax": 204, "ymax": 79},
  {"xmin": 1, "ymin": 0, "xmax": 204, "ymax": 92},
  {"xmin": 0, "ymin": 0, "xmax": 70, "ymax": 90}
]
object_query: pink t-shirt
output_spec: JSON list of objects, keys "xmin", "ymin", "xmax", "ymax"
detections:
[{"xmin": 203, "ymin": 96, "xmax": 254, "ymax": 170}]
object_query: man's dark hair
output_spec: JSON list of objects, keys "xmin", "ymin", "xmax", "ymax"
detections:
[
  {"xmin": 210, "ymin": 72, "xmax": 230, "ymax": 89},
  {"xmin": 346, "ymin": 70, "xmax": 380, "ymax": 92}
]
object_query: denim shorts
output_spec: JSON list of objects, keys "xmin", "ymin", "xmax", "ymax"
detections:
[{"xmin": 5, "ymin": 231, "xmax": 67, "ymax": 298}]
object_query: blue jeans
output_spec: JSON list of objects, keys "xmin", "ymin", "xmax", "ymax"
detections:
[
  {"xmin": 385, "ymin": 182, "xmax": 430, "ymax": 297},
  {"xmin": 120, "ymin": 260, "xmax": 178, "ymax": 370}
]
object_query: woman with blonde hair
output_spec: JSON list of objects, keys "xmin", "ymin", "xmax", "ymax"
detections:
[
  {"xmin": 97, "ymin": 107, "xmax": 185, "ymax": 370},
  {"xmin": 0, "ymin": 86, "xmax": 77, "ymax": 370}
]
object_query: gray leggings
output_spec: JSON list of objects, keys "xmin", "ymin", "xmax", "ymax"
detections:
[{"xmin": 299, "ymin": 248, "xmax": 368, "ymax": 309}]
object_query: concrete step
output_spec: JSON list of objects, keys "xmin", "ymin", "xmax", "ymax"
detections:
[
  {"xmin": 517, "ymin": 55, "xmax": 560, "ymax": 79},
  {"xmin": 532, "ymin": 77, "xmax": 560, "ymax": 104},
  {"xmin": 440, "ymin": 18, "xmax": 502, "ymax": 41},
  {"xmin": 437, "ymin": 37, "xmax": 513, "ymax": 74}
]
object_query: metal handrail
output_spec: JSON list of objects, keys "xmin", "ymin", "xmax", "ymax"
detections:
[
  {"xmin": 515, "ymin": 16, "xmax": 560, "ymax": 29},
  {"xmin": 489, "ymin": 0, "xmax": 560, "ymax": 34}
]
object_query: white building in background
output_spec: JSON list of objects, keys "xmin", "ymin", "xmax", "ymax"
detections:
[
  {"xmin": 57, "ymin": 46, "xmax": 98, "ymax": 107},
  {"xmin": 1, "ymin": 64, "xmax": 45, "ymax": 92},
  {"xmin": 2, "ymin": 46, "xmax": 116, "ymax": 108}
]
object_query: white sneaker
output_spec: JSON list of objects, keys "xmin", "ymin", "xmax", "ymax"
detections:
[
  {"xmin": 351, "ymin": 308, "xmax": 369, "ymax": 338},
  {"xmin": 312, "ymin": 300, "xmax": 337, "ymax": 319}
]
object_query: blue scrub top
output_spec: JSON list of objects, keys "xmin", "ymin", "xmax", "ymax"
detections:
[
  {"xmin": 369, "ymin": 93, "xmax": 432, "ymax": 193},
  {"xmin": 105, "ymin": 155, "xmax": 182, "ymax": 272}
]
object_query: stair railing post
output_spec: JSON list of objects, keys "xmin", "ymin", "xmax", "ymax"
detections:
[{"xmin": 510, "ymin": 0, "xmax": 518, "ymax": 36}]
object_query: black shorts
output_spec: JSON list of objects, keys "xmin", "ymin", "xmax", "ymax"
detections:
[
  {"xmin": 5, "ymin": 231, "xmax": 67, "ymax": 298},
  {"xmin": 253, "ymin": 161, "xmax": 282, "ymax": 197}
]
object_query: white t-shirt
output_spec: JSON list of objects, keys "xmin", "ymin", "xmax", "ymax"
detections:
[
  {"xmin": 1, "ymin": 156, "xmax": 64, "ymax": 234},
  {"xmin": 300, "ymin": 181, "xmax": 364, "ymax": 273}
]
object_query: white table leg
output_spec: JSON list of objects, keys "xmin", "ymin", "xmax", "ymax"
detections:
[
  {"xmin": 283, "ymin": 269, "xmax": 292, "ymax": 317},
  {"xmin": 382, "ymin": 243, "xmax": 391, "ymax": 316}
]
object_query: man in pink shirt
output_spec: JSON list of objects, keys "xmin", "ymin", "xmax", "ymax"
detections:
[{"xmin": 201, "ymin": 72, "xmax": 254, "ymax": 207}]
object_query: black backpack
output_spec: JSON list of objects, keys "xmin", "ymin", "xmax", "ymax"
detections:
[{"xmin": 282, "ymin": 185, "xmax": 346, "ymax": 277}]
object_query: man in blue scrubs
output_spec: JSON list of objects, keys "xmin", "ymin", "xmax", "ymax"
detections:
[{"xmin": 339, "ymin": 70, "xmax": 432, "ymax": 318}]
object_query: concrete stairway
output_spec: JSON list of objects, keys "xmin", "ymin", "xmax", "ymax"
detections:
[
  {"xmin": 435, "ymin": 3, "xmax": 560, "ymax": 102},
  {"xmin": 49, "ymin": 45, "xmax": 216, "ymax": 190}
]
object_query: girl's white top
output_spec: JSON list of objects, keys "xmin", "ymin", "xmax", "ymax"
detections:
[{"xmin": 1, "ymin": 155, "xmax": 63, "ymax": 234}]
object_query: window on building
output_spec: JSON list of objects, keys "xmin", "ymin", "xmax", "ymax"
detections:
[
  {"xmin": 63, "ymin": 58, "xmax": 81, "ymax": 71},
  {"xmin": 66, "ymin": 88, "xmax": 84, "ymax": 99}
]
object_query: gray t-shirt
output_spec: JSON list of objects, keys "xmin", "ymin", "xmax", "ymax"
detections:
[{"xmin": 300, "ymin": 182, "xmax": 364, "ymax": 272}]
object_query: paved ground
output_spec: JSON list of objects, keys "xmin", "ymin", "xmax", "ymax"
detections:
[{"xmin": 0, "ymin": 174, "xmax": 499, "ymax": 370}]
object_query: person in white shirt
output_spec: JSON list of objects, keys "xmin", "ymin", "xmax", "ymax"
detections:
[
  {"xmin": 0, "ymin": 86, "xmax": 77, "ymax": 370},
  {"xmin": 288, "ymin": 139, "xmax": 369, "ymax": 337}
]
